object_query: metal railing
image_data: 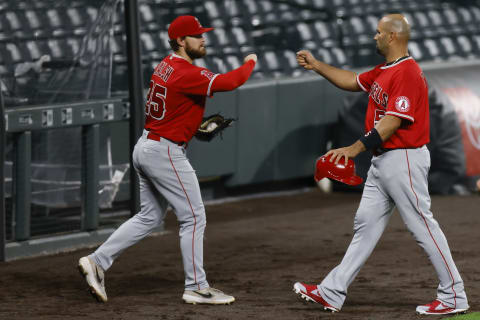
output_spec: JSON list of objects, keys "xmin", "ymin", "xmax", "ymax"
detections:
[
  {"xmin": 1, "ymin": 86, "xmax": 5, "ymax": 261},
  {"xmin": 0, "ymin": 0, "xmax": 144, "ymax": 261},
  {"xmin": 5, "ymin": 98, "xmax": 130, "ymax": 241}
]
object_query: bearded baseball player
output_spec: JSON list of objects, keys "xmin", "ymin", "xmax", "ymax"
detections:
[
  {"xmin": 293, "ymin": 14, "xmax": 469, "ymax": 315},
  {"xmin": 78, "ymin": 15, "xmax": 257, "ymax": 304}
]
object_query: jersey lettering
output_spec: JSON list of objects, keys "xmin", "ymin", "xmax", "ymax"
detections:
[
  {"xmin": 145, "ymin": 80, "xmax": 167, "ymax": 120},
  {"xmin": 370, "ymin": 82, "xmax": 380, "ymax": 104},
  {"xmin": 374, "ymin": 109, "xmax": 385, "ymax": 126},
  {"xmin": 369, "ymin": 81, "xmax": 388, "ymax": 108},
  {"xmin": 382, "ymin": 92, "xmax": 388, "ymax": 108},
  {"xmin": 154, "ymin": 61, "xmax": 174, "ymax": 82}
]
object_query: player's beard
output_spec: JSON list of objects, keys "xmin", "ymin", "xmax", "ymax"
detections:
[
  {"xmin": 375, "ymin": 39, "xmax": 387, "ymax": 57},
  {"xmin": 185, "ymin": 44, "xmax": 206, "ymax": 60},
  {"xmin": 376, "ymin": 43, "xmax": 385, "ymax": 57}
]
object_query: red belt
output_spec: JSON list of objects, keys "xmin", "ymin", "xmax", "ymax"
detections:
[{"xmin": 146, "ymin": 131, "xmax": 186, "ymax": 147}]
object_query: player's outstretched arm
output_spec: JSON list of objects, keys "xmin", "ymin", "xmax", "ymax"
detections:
[
  {"xmin": 210, "ymin": 54, "xmax": 257, "ymax": 93},
  {"xmin": 296, "ymin": 50, "xmax": 361, "ymax": 92}
]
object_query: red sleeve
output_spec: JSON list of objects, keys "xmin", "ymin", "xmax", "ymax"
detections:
[
  {"xmin": 178, "ymin": 66, "xmax": 218, "ymax": 96},
  {"xmin": 356, "ymin": 65, "xmax": 382, "ymax": 93},
  {"xmin": 385, "ymin": 68, "xmax": 425, "ymax": 123},
  {"xmin": 209, "ymin": 60, "xmax": 255, "ymax": 95}
]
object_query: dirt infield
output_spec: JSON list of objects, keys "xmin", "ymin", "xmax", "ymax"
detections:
[{"xmin": 0, "ymin": 189, "xmax": 478, "ymax": 320}]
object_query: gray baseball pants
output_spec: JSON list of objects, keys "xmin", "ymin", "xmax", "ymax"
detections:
[
  {"xmin": 90, "ymin": 130, "xmax": 209, "ymax": 291},
  {"xmin": 318, "ymin": 146, "xmax": 468, "ymax": 310}
]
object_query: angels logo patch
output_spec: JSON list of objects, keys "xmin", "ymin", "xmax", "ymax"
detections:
[
  {"xmin": 395, "ymin": 96, "xmax": 410, "ymax": 112},
  {"xmin": 201, "ymin": 70, "xmax": 215, "ymax": 80}
]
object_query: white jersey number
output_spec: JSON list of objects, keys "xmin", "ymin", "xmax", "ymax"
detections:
[{"xmin": 145, "ymin": 80, "xmax": 167, "ymax": 120}]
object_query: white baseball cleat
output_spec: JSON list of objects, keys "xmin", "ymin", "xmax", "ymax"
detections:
[
  {"xmin": 416, "ymin": 299, "xmax": 469, "ymax": 315},
  {"xmin": 182, "ymin": 287, "xmax": 235, "ymax": 305},
  {"xmin": 78, "ymin": 256, "xmax": 108, "ymax": 302}
]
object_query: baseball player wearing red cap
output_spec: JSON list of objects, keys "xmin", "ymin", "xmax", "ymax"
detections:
[
  {"xmin": 293, "ymin": 14, "xmax": 469, "ymax": 315},
  {"xmin": 79, "ymin": 15, "xmax": 257, "ymax": 305}
]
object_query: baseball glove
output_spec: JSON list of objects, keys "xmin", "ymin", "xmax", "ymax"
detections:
[{"xmin": 195, "ymin": 114, "xmax": 235, "ymax": 142}]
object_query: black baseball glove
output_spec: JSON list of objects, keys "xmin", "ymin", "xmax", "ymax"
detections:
[{"xmin": 195, "ymin": 114, "xmax": 235, "ymax": 142}]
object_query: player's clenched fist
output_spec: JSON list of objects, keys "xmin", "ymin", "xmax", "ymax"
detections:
[
  {"xmin": 296, "ymin": 50, "xmax": 316, "ymax": 70},
  {"xmin": 244, "ymin": 53, "xmax": 257, "ymax": 64}
]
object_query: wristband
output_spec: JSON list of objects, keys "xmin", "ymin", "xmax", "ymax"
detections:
[{"xmin": 359, "ymin": 128, "xmax": 383, "ymax": 150}]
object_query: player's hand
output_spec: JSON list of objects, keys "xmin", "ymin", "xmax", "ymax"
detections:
[
  {"xmin": 296, "ymin": 50, "xmax": 316, "ymax": 70},
  {"xmin": 244, "ymin": 54, "xmax": 257, "ymax": 64},
  {"xmin": 324, "ymin": 145, "xmax": 360, "ymax": 166}
]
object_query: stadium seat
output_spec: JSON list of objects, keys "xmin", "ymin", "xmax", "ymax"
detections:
[
  {"xmin": 111, "ymin": 34, "xmax": 126, "ymax": 57},
  {"xmin": 4, "ymin": 11, "xmax": 22, "ymax": 32},
  {"xmin": 231, "ymin": 27, "xmax": 255, "ymax": 52},
  {"xmin": 47, "ymin": 39, "xmax": 72, "ymax": 59},
  {"xmin": 471, "ymin": 35, "xmax": 480, "ymax": 54},
  {"xmin": 0, "ymin": 0, "xmax": 479, "ymax": 88},
  {"xmin": 423, "ymin": 38, "xmax": 443, "ymax": 60},
  {"xmin": 283, "ymin": 50, "xmax": 300, "ymax": 73},
  {"xmin": 138, "ymin": 3, "xmax": 155, "ymax": 24},
  {"xmin": 456, "ymin": 35, "xmax": 475, "ymax": 59},
  {"xmin": 408, "ymin": 41, "xmax": 425, "ymax": 61},
  {"xmin": 4, "ymin": 42, "xmax": 28, "ymax": 64},
  {"xmin": 263, "ymin": 50, "xmax": 286, "ymax": 75},
  {"xmin": 224, "ymin": 54, "xmax": 242, "ymax": 71}
]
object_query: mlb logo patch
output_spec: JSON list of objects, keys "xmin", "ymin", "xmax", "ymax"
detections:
[{"xmin": 395, "ymin": 96, "xmax": 410, "ymax": 112}]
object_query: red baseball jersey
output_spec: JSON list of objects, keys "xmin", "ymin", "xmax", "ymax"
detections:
[
  {"xmin": 144, "ymin": 53, "xmax": 219, "ymax": 143},
  {"xmin": 356, "ymin": 57, "xmax": 430, "ymax": 149}
]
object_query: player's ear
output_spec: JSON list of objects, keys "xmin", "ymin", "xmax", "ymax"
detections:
[
  {"xmin": 177, "ymin": 36, "xmax": 186, "ymax": 48},
  {"xmin": 389, "ymin": 32, "xmax": 396, "ymax": 42}
]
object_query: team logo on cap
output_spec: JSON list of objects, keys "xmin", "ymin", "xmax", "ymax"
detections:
[
  {"xmin": 194, "ymin": 17, "xmax": 202, "ymax": 27},
  {"xmin": 395, "ymin": 96, "xmax": 410, "ymax": 112}
]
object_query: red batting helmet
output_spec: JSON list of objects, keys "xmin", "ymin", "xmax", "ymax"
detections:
[
  {"xmin": 314, "ymin": 155, "xmax": 363, "ymax": 186},
  {"xmin": 168, "ymin": 15, "xmax": 214, "ymax": 40}
]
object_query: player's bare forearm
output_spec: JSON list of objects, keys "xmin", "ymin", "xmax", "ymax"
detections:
[
  {"xmin": 375, "ymin": 115, "xmax": 402, "ymax": 141},
  {"xmin": 311, "ymin": 60, "xmax": 361, "ymax": 92},
  {"xmin": 325, "ymin": 140, "xmax": 365, "ymax": 165},
  {"xmin": 296, "ymin": 50, "xmax": 360, "ymax": 92}
]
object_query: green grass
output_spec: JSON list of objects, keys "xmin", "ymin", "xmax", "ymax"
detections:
[{"xmin": 444, "ymin": 312, "xmax": 480, "ymax": 320}]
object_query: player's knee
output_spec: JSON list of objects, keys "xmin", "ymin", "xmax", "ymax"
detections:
[
  {"xmin": 195, "ymin": 211, "xmax": 206, "ymax": 229},
  {"xmin": 353, "ymin": 209, "xmax": 375, "ymax": 231},
  {"xmin": 136, "ymin": 211, "xmax": 162, "ymax": 227},
  {"xmin": 178, "ymin": 208, "xmax": 206, "ymax": 229},
  {"xmin": 191, "ymin": 204, "xmax": 206, "ymax": 226}
]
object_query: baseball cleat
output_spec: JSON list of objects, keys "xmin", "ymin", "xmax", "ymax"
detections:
[
  {"xmin": 78, "ymin": 256, "xmax": 108, "ymax": 303},
  {"xmin": 416, "ymin": 300, "xmax": 469, "ymax": 315},
  {"xmin": 293, "ymin": 282, "xmax": 339, "ymax": 312},
  {"xmin": 182, "ymin": 287, "xmax": 235, "ymax": 305}
]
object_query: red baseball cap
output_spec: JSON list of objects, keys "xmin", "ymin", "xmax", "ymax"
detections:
[
  {"xmin": 168, "ymin": 15, "xmax": 214, "ymax": 40},
  {"xmin": 314, "ymin": 154, "xmax": 363, "ymax": 186}
]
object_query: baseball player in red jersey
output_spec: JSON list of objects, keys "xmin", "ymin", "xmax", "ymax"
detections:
[
  {"xmin": 293, "ymin": 14, "xmax": 469, "ymax": 315},
  {"xmin": 78, "ymin": 15, "xmax": 257, "ymax": 304}
]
